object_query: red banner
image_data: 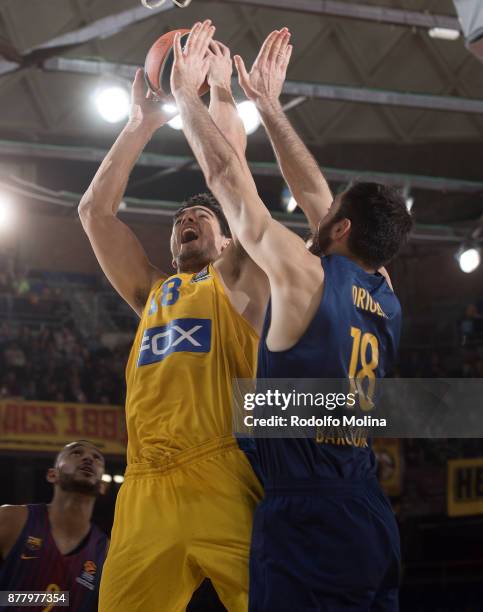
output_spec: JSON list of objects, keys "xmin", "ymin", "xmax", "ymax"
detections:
[{"xmin": 0, "ymin": 400, "xmax": 127, "ymax": 455}]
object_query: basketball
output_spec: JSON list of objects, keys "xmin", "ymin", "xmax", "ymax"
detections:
[{"xmin": 144, "ymin": 29, "xmax": 210, "ymax": 99}]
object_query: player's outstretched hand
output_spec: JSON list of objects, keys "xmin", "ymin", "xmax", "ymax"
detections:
[
  {"xmin": 171, "ymin": 19, "xmax": 216, "ymax": 98},
  {"xmin": 128, "ymin": 68, "xmax": 173, "ymax": 132},
  {"xmin": 234, "ymin": 28, "xmax": 292, "ymax": 112},
  {"xmin": 207, "ymin": 41, "xmax": 233, "ymax": 89}
]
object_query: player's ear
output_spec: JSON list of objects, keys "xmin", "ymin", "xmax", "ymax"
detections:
[
  {"xmin": 220, "ymin": 237, "xmax": 231, "ymax": 251},
  {"xmin": 46, "ymin": 468, "xmax": 58, "ymax": 484},
  {"xmin": 333, "ymin": 218, "xmax": 351, "ymax": 241},
  {"xmin": 171, "ymin": 258, "xmax": 177, "ymax": 270}
]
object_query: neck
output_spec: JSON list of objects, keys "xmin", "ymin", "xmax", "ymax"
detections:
[
  {"xmin": 48, "ymin": 489, "xmax": 95, "ymax": 537},
  {"xmin": 177, "ymin": 264, "xmax": 208, "ymax": 274},
  {"xmin": 326, "ymin": 245, "xmax": 376, "ymax": 274},
  {"xmin": 176, "ymin": 255, "xmax": 213, "ymax": 274}
]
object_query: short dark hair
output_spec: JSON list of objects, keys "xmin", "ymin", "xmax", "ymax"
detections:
[
  {"xmin": 54, "ymin": 440, "xmax": 103, "ymax": 467},
  {"xmin": 174, "ymin": 193, "xmax": 231, "ymax": 238},
  {"xmin": 333, "ymin": 182, "xmax": 413, "ymax": 268}
]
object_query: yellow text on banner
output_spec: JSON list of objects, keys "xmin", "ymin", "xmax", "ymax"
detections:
[{"xmin": 0, "ymin": 400, "xmax": 127, "ymax": 456}]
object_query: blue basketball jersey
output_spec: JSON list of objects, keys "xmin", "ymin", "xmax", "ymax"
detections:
[{"xmin": 256, "ymin": 254, "xmax": 402, "ymax": 482}]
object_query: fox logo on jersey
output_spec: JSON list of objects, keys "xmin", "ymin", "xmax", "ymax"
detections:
[{"xmin": 137, "ymin": 318, "xmax": 212, "ymax": 366}]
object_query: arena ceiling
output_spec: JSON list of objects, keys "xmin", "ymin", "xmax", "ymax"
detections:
[{"xmin": 0, "ymin": 0, "xmax": 482, "ymax": 244}]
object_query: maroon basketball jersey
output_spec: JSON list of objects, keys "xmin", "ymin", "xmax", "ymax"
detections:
[{"xmin": 0, "ymin": 504, "xmax": 108, "ymax": 612}]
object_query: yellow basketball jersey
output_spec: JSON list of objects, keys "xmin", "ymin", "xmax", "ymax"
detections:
[{"xmin": 124, "ymin": 264, "xmax": 258, "ymax": 464}]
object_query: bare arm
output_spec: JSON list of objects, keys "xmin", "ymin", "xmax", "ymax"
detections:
[
  {"xmin": 0, "ymin": 505, "xmax": 28, "ymax": 560},
  {"xmin": 171, "ymin": 26, "xmax": 312, "ymax": 283},
  {"xmin": 205, "ymin": 39, "xmax": 270, "ymax": 333},
  {"xmin": 235, "ymin": 29, "xmax": 332, "ymax": 231},
  {"xmin": 207, "ymin": 41, "xmax": 251, "ymax": 271},
  {"xmin": 208, "ymin": 41, "xmax": 247, "ymax": 157},
  {"xmin": 235, "ymin": 30, "xmax": 393, "ymax": 286},
  {"xmin": 78, "ymin": 69, "xmax": 171, "ymax": 316},
  {"xmin": 177, "ymin": 92, "xmax": 319, "ymax": 347},
  {"xmin": 207, "ymin": 41, "xmax": 247, "ymax": 259},
  {"xmin": 257, "ymin": 99, "xmax": 332, "ymax": 230}
]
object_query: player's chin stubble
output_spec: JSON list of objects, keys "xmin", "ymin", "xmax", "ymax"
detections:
[
  {"xmin": 177, "ymin": 243, "xmax": 216, "ymax": 273},
  {"xmin": 58, "ymin": 472, "xmax": 101, "ymax": 497}
]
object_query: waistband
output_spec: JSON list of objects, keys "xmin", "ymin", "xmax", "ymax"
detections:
[
  {"xmin": 125, "ymin": 435, "xmax": 239, "ymax": 478},
  {"xmin": 264, "ymin": 477, "xmax": 380, "ymax": 496}
]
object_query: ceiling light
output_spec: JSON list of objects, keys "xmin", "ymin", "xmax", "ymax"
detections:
[
  {"xmin": 141, "ymin": 0, "xmax": 166, "ymax": 7},
  {"xmin": 95, "ymin": 86, "xmax": 130, "ymax": 123},
  {"xmin": 101, "ymin": 474, "xmax": 113, "ymax": 483},
  {"xmin": 286, "ymin": 196, "xmax": 297, "ymax": 212},
  {"xmin": 0, "ymin": 193, "xmax": 14, "ymax": 230},
  {"xmin": 163, "ymin": 103, "xmax": 183, "ymax": 130},
  {"xmin": 113, "ymin": 474, "xmax": 125, "ymax": 484},
  {"xmin": 237, "ymin": 101, "xmax": 261, "ymax": 135},
  {"xmin": 456, "ymin": 246, "xmax": 481, "ymax": 273},
  {"xmin": 401, "ymin": 184, "xmax": 414, "ymax": 213},
  {"xmin": 281, "ymin": 185, "xmax": 297, "ymax": 213},
  {"xmin": 428, "ymin": 28, "xmax": 461, "ymax": 41}
]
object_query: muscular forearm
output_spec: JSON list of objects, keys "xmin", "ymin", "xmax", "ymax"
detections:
[
  {"xmin": 259, "ymin": 99, "xmax": 332, "ymax": 228},
  {"xmin": 177, "ymin": 92, "xmax": 237, "ymax": 188},
  {"xmin": 177, "ymin": 91, "xmax": 259, "ymax": 237},
  {"xmin": 79, "ymin": 121, "xmax": 155, "ymax": 217},
  {"xmin": 209, "ymin": 84, "xmax": 247, "ymax": 155}
]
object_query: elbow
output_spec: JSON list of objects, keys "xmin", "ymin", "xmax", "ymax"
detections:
[
  {"xmin": 78, "ymin": 189, "xmax": 93, "ymax": 222},
  {"xmin": 205, "ymin": 152, "xmax": 240, "ymax": 192},
  {"xmin": 78, "ymin": 197, "xmax": 101, "ymax": 229},
  {"xmin": 239, "ymin": 212, "xmax": 270, "ymax": 247},
  {"xmin": 78, "ymin": 188, "xmax": 108, "ymax": 224},
  {"xmin": 78, "ymin": 199, "xmax": 89, "ymax": 224}
]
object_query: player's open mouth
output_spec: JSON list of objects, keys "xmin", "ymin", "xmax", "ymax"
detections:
[
  {"xmin": 79, "ymin": 466, "xmax": 95, "ymax": 476},
  {"xmin": 181, "ymin": 228, "xmax": 199, "ymax": 244}
]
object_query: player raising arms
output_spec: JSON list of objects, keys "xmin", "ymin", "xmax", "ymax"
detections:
[
  {"xmin": 79, "ymin": 23, "xmax": 269, "ymax": 612},
  {"xmin": 172, "ymin": 22, "xmax": 412, "ymax": 612}
]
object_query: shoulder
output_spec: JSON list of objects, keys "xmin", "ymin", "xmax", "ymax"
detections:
[
  {"xmin": 147, "ymin": 268, "xmax": 169, "ymax": 296},
  {"xmin": 214, "ymin": 239, "xmax": 267, "ymax": 289},
  {"xmin": 133, "ymin": 270, "xmax": 170, "ymax": 316},
  {"xmin": 0, "ymin": 504, "xmax": 29, "ymax": 525},
  {"xmin": 279, "ymin": 250, "xmax": 324, "ymax": 290},
  {"xmin": 0, "ymin": 505, "xmax": 29, "ymax": 558},
  {"xmin": 378, "ymin": 266, "xmax": 394, "ymax": 291},
  {"xmin": 213, "ymin": 241, "xmax": 270, "ymax": 334},
  {"xmin": 213, "ymin": 239, "xmax": 247, "ymax": 280}
]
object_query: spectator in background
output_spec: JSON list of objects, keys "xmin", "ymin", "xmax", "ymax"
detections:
[{"xmin": 3, "ymin": 342, "xmax": 27, "ymax": 373}]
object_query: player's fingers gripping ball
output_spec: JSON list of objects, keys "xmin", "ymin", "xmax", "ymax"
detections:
[{"xmin": 144, "ymin": 27, "xmax": 210, "ymax": 99}]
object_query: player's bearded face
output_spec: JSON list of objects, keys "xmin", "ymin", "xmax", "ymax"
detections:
[
  {"xmin": 171, "ymin": 206, "xmax": 228, "ymax": 271},
  {"xmin": 309, "ymin": 195, "xmax": 344, "ymax": 256},
  {"xmin": 312, "ymin": 217, "xmax": 337, "ymax": 255},
  {"xmin": 58, "ymin": 469, "xmax": 102, "ymax": 496},
  {"xmin": 55, "ymin": 444, "xmax": 105, "ymax": 497}
]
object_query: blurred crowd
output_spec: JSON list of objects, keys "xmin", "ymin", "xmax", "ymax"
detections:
[
  {"xmin": 395, "ymin": 346, "xmax": 483, "ymax": 378},
  {"xmin": 0, "ymin": 254, "xmax": 71, "ymax": 321},
  {"xmin": 0, "ymin": 252, "xmax": 131, "ymax": 405},
  {"xmin": 0, "ymin": 322, "xmax": 130, "ymax": 405}
]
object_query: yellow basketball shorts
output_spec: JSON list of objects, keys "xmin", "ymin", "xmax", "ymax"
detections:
[{"xmin": 99, "ymin": 436, "xmax": 262, "ymax": 612}]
